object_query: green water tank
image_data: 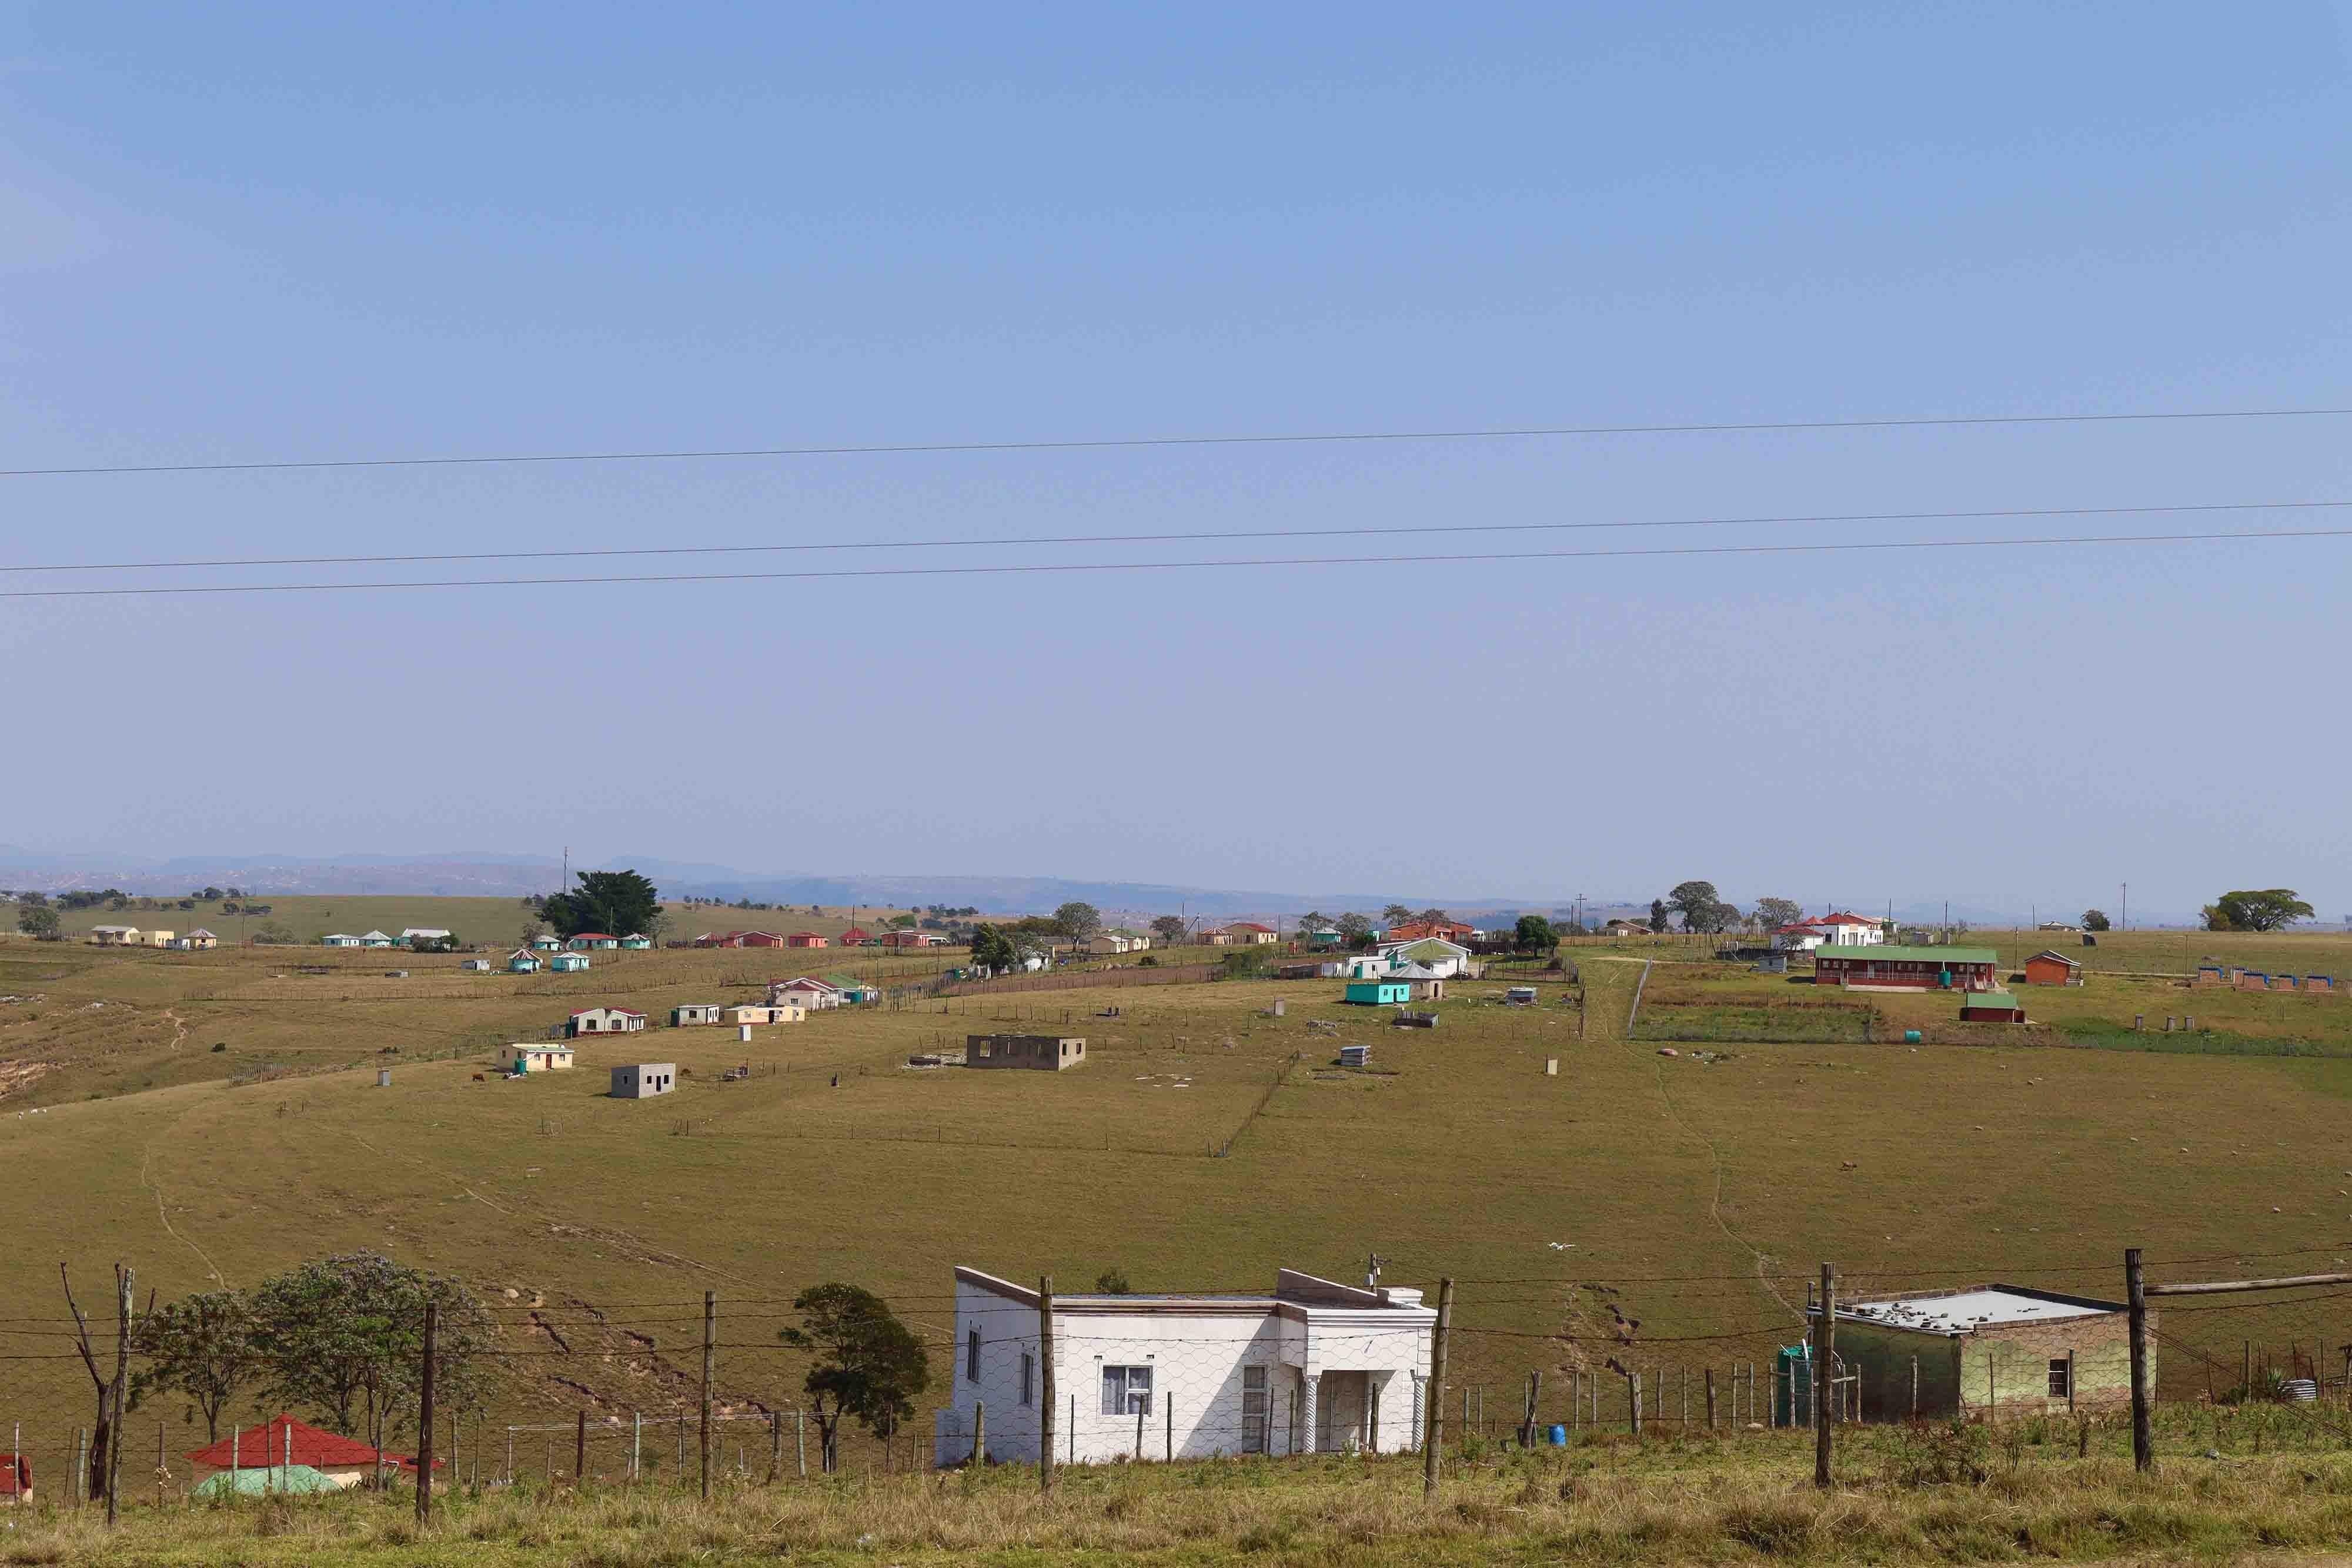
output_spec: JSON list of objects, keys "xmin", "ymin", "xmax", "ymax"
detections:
[{"xmin": 1903, "ymin": 1029, "xmax": 1922, "ymax": 1044}]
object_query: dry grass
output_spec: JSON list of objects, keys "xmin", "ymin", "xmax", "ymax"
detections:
[{"xmin": 8, "ymin": 1436, "xmax": 2352, "ymax": 1565}]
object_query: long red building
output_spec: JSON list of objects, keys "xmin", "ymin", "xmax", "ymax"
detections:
[{"xmin": 1814, "ymin": 945, "xmax": 1999, "ymax": 991}]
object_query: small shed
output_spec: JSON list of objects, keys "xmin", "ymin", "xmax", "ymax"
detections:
[
  {"xmin": 671, "ymin": 1003, "xmax": 724, "ymax": 1027},
  {"xmin": 1345, "ymin": 980, "xmax": 1412, "ymax": 1006},
  {"xmin": 506, "ymin": 948, "xmax": 543, "ymax": 974},
  {"xmin": 461, "ymin": 958, "xmax": 494, "ymax": 972},
  {"xmin": 549, "ymin": 952, "xmax": 590, "ymax": 972},
  {"xmin": 2023, "ymin": 951, "xmax": 2083, "ymax": 987},
  {"xmin": 965, "ymin": 1034, "xmax": 1086, "ymax": 1071},
  {"xmin": 611, "ymin": 1063, "xmax": 676, "ymax": 1098},
  {"xmin": 186, "ymin": 928, "xmax": 220, "ymax": 950},
  {"xmin": 1960, "ymin": 991, "xmax": 2027, "ymax": 1022},
  {"xmin": 1821, "ymin": 1285, "xmax": 2140, "ymax": 1422},
  {"xmin": 513, "ymin": 1044, "xmax": 576, "ymax": 1074}
]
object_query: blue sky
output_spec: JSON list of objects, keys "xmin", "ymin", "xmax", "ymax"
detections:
[{"xmin": 2, "ymin": 2, "xmax": 2347, "ymax": 918}]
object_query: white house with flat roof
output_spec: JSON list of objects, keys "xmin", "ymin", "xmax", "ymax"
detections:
[{"xmin": 935, "ymin": 1267, "xmax": 1435, "ymax": 1466}]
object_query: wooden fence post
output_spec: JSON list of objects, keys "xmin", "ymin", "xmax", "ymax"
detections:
[
  {"xmin": 1815, "ymin": 1263, "xmax": 1834, "ymax": 1489},
  {"xmin": 416, "ymin": 1300, "xmax": 437, "ymax": 1524},
  {"xmin": 1421, "ymin": 1278, "xmax": 1454, "ymax": 1500},
  {"xmin": 2127, "ymin": 1248, "xmax": 2153, "ymax": 1472},
  {"xmin": 1039, "ymin": 1276, "xmax": 1057, "ymax": 1493},
  {"xmin": 1705, "ymin": 1368, "xmax": 1718, "ymax": 1430}
]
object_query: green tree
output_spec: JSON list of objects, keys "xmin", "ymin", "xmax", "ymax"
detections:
[
  {"xmin": 1381, "ymin": 904, "xmax": 1411, "ymax": 925},
  {"xmin": 1752, "ymin": 897, "xmax": 1803, "ymax": 933},
  {"xmin": 540, "ymin": 870, "xmax": 663, "ymax": 940},
  {"xmin": 1648, "ymin": 898, "xmax": 1670, "ymax": 932},
  {"xmin": 2205, "ymin": 889, "xmax": 2314, "ymax": 933},
  {"xmin": 1335, "ymin": 912, "xmax": 1373, "ymax": 947},
  {"xmin": 1513, "ymin": 914, "xmax": 1558, "ymax": 953},
  {"xmin": 778, "ymin": 1283, "xmax": 930, "ymax": 1473},
  {"xmin": 1666, "ymin": 881, "xmax": 1730, "ymax": 934},
  {"xmin": 968, "ymin": 924, "xmax": 1017, "ymax": 973},
  {"xmin": 1221, "ymin": 948, "xmax": 1267, "ymax": 978},
  {"xmin": 200, "ymin": 886, "xmax": 225, "ymax": 902},
  {"xmin": 2082, "ymin": 909, "xmax": 2111, "ymax": 932},
  {"xmin": 246, "ymin": 1253, "xmax": 496, "ymax": 1452},
  {"xmin": 1052, "ymin": 901, "xmax": 1102, "ymax": 945},
  {"xmin": 128, "ymin": 1290, "xmax": 254, "ymax": 1442},
  {"xmin": 1414, "ymin": 907, "xmax": 1450, "ymax": 928},
  {"xmin": 16, "ymin": 904, "xmax": 59, "ymax": 940},
  {"xmin": 1149, "ymin": 915, "xmax": 1188, "ymax": 947}
]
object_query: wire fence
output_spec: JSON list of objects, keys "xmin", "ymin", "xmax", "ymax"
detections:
[{"xmin": 14, "ymin": 1248, "xmax": 2352, "ymax": 1516}]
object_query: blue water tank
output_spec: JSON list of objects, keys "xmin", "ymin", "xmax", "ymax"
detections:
[
  {"xmin": 1903, "ymin": 1029, "xmax": 1922, "ymax": 1044},
  {"xmin": 1547, "ymin": 1424, "xmax": 1567, "ymax": 1446}
]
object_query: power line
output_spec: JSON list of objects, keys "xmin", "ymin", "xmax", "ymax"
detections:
[
  {"xmin": 8, "ymin": 496, "xmax": 2348, "ymax": 576},
  {"xmin": 4, "ymin": 525, "xmax": 2346, "ymax": 600},
  {"xmin": 3, "ymin": 403, "xmax": 2348, "ymax": 480}
]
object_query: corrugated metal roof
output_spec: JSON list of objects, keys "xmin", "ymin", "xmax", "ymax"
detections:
[{"xmin": 1839, "ymin": 1288, "xmax": 2117, "ymax": 1333}]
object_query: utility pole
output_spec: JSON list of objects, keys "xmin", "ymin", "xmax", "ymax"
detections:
[
  {"xmin": 1814, "ymin": 1263, "xmax": 1834, "ymax": 1490},
  {"xmin": 2122, "ymin": 883, "xmax": 2128, "ymax": 932}
]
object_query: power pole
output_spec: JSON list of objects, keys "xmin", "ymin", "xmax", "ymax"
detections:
[
  {"xmin": 1814, "ymin": 1263, "xmax": 1834, "ymax": 1490},
  {"xmin": 1422, "ymin": 1278, "xmax": 1454, "ymax": 1500},
  {"xmin": 2122, "ymin": 883, "xmax": 2128, "ymax": 932}
]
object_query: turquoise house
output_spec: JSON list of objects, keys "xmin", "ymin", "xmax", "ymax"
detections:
[
  {"xmin": 531, "ymin": 934, "xmax": 563, "ymax": 950},
  {"xmin": 620, "ymin": 934, "xmax": 652, "ymax": 950},
  {"xmin": 506, "ymin": 948, "xmax": 542, "ymax": 974},
  {"xmin": 823, "ymin": 973, "xmax": 878, "ymax": 1003},
  {"xmin": 1345, "ymin": 980, "xmax": 1412, "ymax": 1005},
  {"xmin": 549, "ymin": 952, "xmax": 590, "ymax": 972},
  {"xmin": 1304, "ymin": 928, "xmax": 1344, "ymax": 949}
]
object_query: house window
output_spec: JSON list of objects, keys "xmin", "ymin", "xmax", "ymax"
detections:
[
  {"xmin": 967, "ymin": 1329, "xmax": 981, "ymax": 1382},
  {"xmin": 1020, "ymin": 1353, "xmax": 1034, "ymax": 1406},
  {"xmin": 2047, "ymin": 1358, "xmax": 2071, "ymax": 1399},
  {"xmin": 1241, "ymin": 1366, "xmax": 1268, "ymax": 1453},
  {"xmin": 1101, "ymin": 1365, "xmax": 1152, "ymax": 1416}
]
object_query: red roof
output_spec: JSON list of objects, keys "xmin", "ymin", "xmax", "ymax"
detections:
[
  {"xmin": 186, "ymin": 1415, "xmax": 435, "ymax": 1472},
  {"xmin": 571, "ymin": 932, "xmax": 617, "ymax": 941},
  {"xmin": 1225, "ymin": 922, "xmax": 1276, "ymax": 932},
  {"xmin": 840, "ymin": 928, "xmax": 872, "ymax": 941}
]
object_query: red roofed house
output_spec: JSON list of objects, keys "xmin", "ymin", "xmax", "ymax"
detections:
[
  {"xmin": 840, "ymin": 927, "xmax": 876, "ymax": 946},
  {"xmin": 1773, "ymin": 913, "xmax": 1886, "ymax": 952},
  {"xmin": 1210, "ymin": 922, "xmax": 1280, "ymax": 946},
  {"xmin": 186, "ymin": 1415, "xmax": 435, "ymax": 1490},
  {"xmin": 694, "ymin": 931, "xmax": 790, "ymax": 949},
  {"xmin": 878, "ymin": 930, "xmax": 942, "ymax": 948},
  {"xmin": 770, "ymin": 976, "xmax": 844, "ymax": 1009},
  {"xmin": 1382, "ymin": 920, "xmax": 1477, "ymax": 945},
  {"xmin": 787, "ymin": 931, "xmax": 830, "ymax": 948}
]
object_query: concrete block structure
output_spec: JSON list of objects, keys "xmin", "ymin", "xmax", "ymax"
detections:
[
  {"xmin": 610, "ymin": 1063, "xmax": 676, "ymax": 1098},
  {"xmin": 965, "ymin": 1034, "xmax": 1086, "ymax": 1070},
  {"xmin": 1815, "ymin": 1285, "xmax": 2141, "ymax": 1423},
  {"xmin": 936, "ymin": 1267, "xmax": 1435, "ymax": 1465}
]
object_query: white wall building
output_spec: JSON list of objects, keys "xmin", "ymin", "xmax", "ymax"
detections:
[
  {"xmin": 1772, "ymin": 913, "xmax": 1886, "ymax": 952},
  {"xmin": 935, "ymin": 1267, "xmax": 1435, "ymax": 1466}
]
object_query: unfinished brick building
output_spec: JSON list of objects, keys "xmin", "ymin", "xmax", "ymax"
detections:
[{"xmin": 1812, "ymin": 1284, "xmax": 2143, "ymax": 1423}]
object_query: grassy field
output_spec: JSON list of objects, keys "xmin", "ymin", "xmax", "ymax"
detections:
[
  {"xmin": 12, "ymin": 1417, "xmax": 2352, "ymax": 1564},
  {"xmin": 5, "ymin": 927, "xmax": 2352, "ymax": 1525}
]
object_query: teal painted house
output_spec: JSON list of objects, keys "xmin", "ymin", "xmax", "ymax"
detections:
[
  {"xmin": 506, "ymin": 948, "xmax": 542, "ymax": 974},
  {"xmin": 549, "ymin": 952, "xmax": 590, "ymax": 972},
  {"xmin": 531, "ymin": 934, "xmax": 563, "ymax": 951},
  {"xmin": 620, "ymin": 934, "xmax": 652, "ymax": 950},
  {"xmin": 1304, "ymin": 928, "xmax": 1344, "ymax": 949},
  {"xmin": 1345, "ymin": 980, "xmax": 1412, "ymax": 1005}
]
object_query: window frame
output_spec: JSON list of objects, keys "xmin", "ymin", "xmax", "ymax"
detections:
[
  {"xmin": 2047, "ymin": 1357, "xmax": 2071, "ymax": 1400},
  {"xmin": 1100, "ymin": 1364, "xmax": 1153, "ymax": 1416},
  {"xmin": 967, "ymin": 1329, "xmax": 981, "ymax": 1382},
  {"xmin": 1020, "ymin": 1352, "xmax": 1034, "ymax": 1407},
  {"xmin": 1240, "ymin": 1365, "xmax": 1269, "ymax": 1453}
]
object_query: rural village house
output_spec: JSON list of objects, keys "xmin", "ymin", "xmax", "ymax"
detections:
[
  {"xmin": 185, "ymin": 928, "xmax": 219, "ymax": 950},
  {"xmin": 611, "ymin": 1063, "xmax": 676, "ymax": 1098},
  {"xmin": 1812, "ymin": 1286, "xmax": 2140, "ymax": 1423},
  {"xmin": 1772, "ymin": 913, "xmax": 1885, "ymax": 952},
  {"xmin": 1814, "ymin": 945, "xmax": 1999, "ymax": 991},
  {"xmin": 398, "ymin": 928, "xmax": 453, "ymax": 947},
  {"xmin": 2023, "ymin": 950, "xmax": 2084, "ymax": 987},
  {"xmin": 964, "ymin": 1034, "xmax": 1087, "ymax": 1070},
  {"xmin": 1085, "ymin": 930, "xmax": 1150, "ymax": 955},
  {"xmin": 186, "ymin": 1415, "xmax": 432, "ymax": 1492},
  {"xmin": 769, "ymin": 977, "xmax": 843, "ymax": 1009},
  {"xmin": 531, "ymin": 934, "xmax": 564, "ymax": 950},
  {"xmin": 89, "ymin": 925, "xmax": 140, "ymax": 945},
  {"xmin": 567, "ymin": 1007, "xmax": 646, "ymax": 1036},
  {"xmin": 548, "ymin": 952, "xmax": 590, "ymax": 972},
  {"xmin": 567, "ymin": 933, "xmax": 620, "ymax": 951},
  {"xmin": 620, "ymin": 933, "xmax": 652, "ymax": 949},
  {"xmin": 787, "ymin": 931, "xmax": 829, "ymax": 948},
  {"xmin": 359, "ymin": 931, "xmax": 395, "ymax": 948},
  {"xmin": 513, "ymin": 1044, "xmax": 576, "ymax": 1073},
  {"xmin": 506, "ymin": 948, "xmax": 542, "ymax": 973},
  {"xmin": 671, "ymin": 1003, "xmax": 724, "ymax": 1026},
  {"xmin": 321, "ymin": 932, "xmax": 362, "ymax": 947},
  {"xmin": 937, "ymin": 1267, "xmax": 1436, "ymax": 1465},
  {"xmin": 722, "ymin": 1002, "xmax": 805, "ymax": 1026}
]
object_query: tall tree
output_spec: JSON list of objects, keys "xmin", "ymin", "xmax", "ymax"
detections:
[
  {"xmin": 1381, "ymin": 904, "xmax": 1412, "ymax": 925},
  {"xmin": 540, "ymin": 870, "xmax": 663, "ymax": 940},
  {"xmin": 129, "ymin": 1290, "xmax": 254, "ymax": 1442},
  {"xmin": 1666, "ymin": 881, "xmax": 1728, "ymax": 934},
  {"xmin": 1051, "ymin": 902, "xmax": 1102, "ymax": 945},
  {"xmin": 1149, "ymin": 915, "xmax": 1188, "ymax": 946},
  {"xmin": 1752, "ymin": 897, "xmax": 1803, "ymax": 933},
  {"xmin": 16, "ymin": 904, "xmax": 59, "ymax": 939},
  {"xmin": 2082, "ymin": 909, "xmax": 2111, "ymax": 932},
  {"xmin": 1414, "ymin": 908, "xmax": 1450, "ymax": 928},
  {"xmin": 779, "ymin": 1283, "xmax": 930, "ymax": 1473},
  {"xmin": 1514, "ymin": 914, "xmax": 1558, "ymax": 953},
  {"xmin": 1335, "ymin": 912, "xmax": 1373, "ymax": 946},
  {"xmin": 1648, "ymin": 898, "xmax": 1670, "ymax": 932},
  {"xmin": 968, "ymin": 924, "xmax": 1017, "ymax": 973},
  {"xmin": 2204, "ymin": 889, "xmax": 2313, "ymax": 932},
  {"xmin": 246, "ymin": 1253, "xmax": 495, "ymax": 1452}
]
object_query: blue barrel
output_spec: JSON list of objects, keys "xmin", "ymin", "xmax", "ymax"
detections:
[
  {"xmin": 1903, "ymin": 1030, "xmax": 1922, "ymax": 1044},
  {"xmin": 1547, "ymin": 1423, "xmax": 1567, "ymax": 1446}
]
